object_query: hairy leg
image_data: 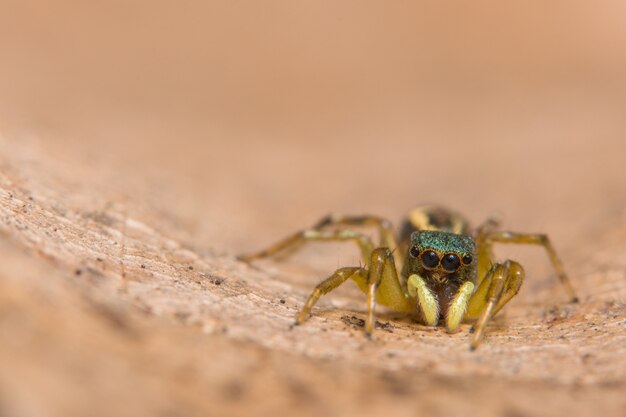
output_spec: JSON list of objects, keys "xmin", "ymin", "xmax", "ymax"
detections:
[
  {"xmin": 466, "ymin": 260, "xmax": 525, "ymax": 349},
  {"xmin": 294, "ymin": 248, "xmax": 412, "ymax": 334},
  {"xmin": 313, "ymin": 214, "xmax": 397, "ymax": 250},
  {"xmin": 363, "ymin": 248, "xmax": 412, "ymax": 335},
  {"xmin": 239, "ymin": 214, "xmax": 399, "ymax": 267},
  {"xmin": 484, "ymin": 231, "xmax": 577, "ymax": 302},
  {"xmin": 295, "ymin": 266, "xmax": 366, "ymax": 324},
  {"xmin": 313, "ymin": 214, "xmax": 401, "ymax": 271},
  {"xmin": 239, "ymin": 229, "xmax": 376, "ymax": 264}
]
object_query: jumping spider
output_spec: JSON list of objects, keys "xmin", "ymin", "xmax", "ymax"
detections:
[{"xmin": 240, "ymin": 206, "xmax": 578, "ymax": 349}]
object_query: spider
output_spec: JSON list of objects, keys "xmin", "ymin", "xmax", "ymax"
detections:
[{"xmin": 239, "ymin": 206, "xmax": 578, "ymax": 349}]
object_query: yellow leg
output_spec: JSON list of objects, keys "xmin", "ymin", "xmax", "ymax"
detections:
[
  {"xmin": 446, "ymin": 281, "xmax": 475, "ymax": 332},
  {"xmin": 313, "ymin": 214, "xmax": 401, "ymax": 271},
  {"xmin": 484, "ymin": 231, "xmax": 577, "ymax": 302},
  {"xmin": 313, "ymin": 214, "xmax": 397, "ymax": 248},
  {"xmin": 239, "ymin": 229, "xmax": 375, "ymax": 264},
  {"xmin": 364, "ymin": 248, "xmax": 413, "ymax": 335},
  {"xmin": 295, "ymin": 247, "xmax": 413, "ymax": 334},
  {"xmin": 492, "ymin": 261, "xmax": 524, "ymax": 316},
  {"xmin": 468, "ymin": 260, "xmax": 525, "ymax": 350},
  {"xmin": 466, "ymin": 271, "xmax": 492, "ymax": 319},
  {"xmin": 468, "ymin": 261, "xmax": 525, "ymax": 319},
  {"xmin": 407, "ymin": 274, "xmax": 439, "ymax": 326},
  {"xmin": 469, "ymin": 263, "xmax": 508, "ymax": 349},
  {"xmin": 295, "ymin": 267, "xmax": 366, "ymax": 324}
]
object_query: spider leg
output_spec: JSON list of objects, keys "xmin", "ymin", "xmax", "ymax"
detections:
[
  {"xmin": 312, "ymin": 214, "xmax": 398, "ymax": 251},
  {"xmin": 239, "ymin": 214, "xmax": 398, "ymax": 264},
  {"xmin": 238, "ymin": 229, "xmax": 376, "ymax": 264},
  {"xmin": 313, "ymin": 214, "xmax": 401, "ymax": 271},
  {"xmin": 295, "ymin": 266, "xmax": 366, "ymax": 324},
  {"xmin": 364, "ymin": 248, "xmax": 412, "ymax": 335},
  {"xmin": 484, "ymin": 231, "xmax": 577, "ymax": 302},
  {"xmin": 491, "ymin": 261, "xmax": 525, "ymax": 317},
  {"xmin": 467, "ymin": 260, "xmax": 525, "ymax": 350},
  {"xmin": 295, "ymin": 247, "xmax": 412, "ymax": 331}
]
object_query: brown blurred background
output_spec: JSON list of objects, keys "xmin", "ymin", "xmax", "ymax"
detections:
[
  {"xmin": 0, "ymin": 2, "xmax": 625, "ymax": 417},
  {"xmin": 2, "ymin": 1, "xmax": 625, "ymax": 237}
]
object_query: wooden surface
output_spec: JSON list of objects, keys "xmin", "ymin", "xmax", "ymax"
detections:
[
  {"xmin": 0, "ymin": 131, "xmax": 624, "ymax": 417},
  {"xmin": 1, "ymin": 3, "xmax": 625, "ymax": 417}
]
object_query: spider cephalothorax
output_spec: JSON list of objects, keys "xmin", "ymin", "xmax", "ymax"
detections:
[
  {"xmin": 240, "ymin": 205, "xmax": 578, "ymax": 349},
  {"xmin": 406, "ymin": 230, "xmax": 476, "ymax": 283},
  {"xmin": 403, "ymin": 230, "xmax": 477, "ymax": 322}
]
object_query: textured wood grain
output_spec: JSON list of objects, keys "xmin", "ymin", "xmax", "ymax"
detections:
[{"xmin": 0, "ymin": 133, "xmax": 624, "ymax": 417}]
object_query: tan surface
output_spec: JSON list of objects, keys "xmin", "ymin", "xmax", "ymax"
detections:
[{"xmin": 1, "ymin": 2, "xmax": 625, "ymax": 417}]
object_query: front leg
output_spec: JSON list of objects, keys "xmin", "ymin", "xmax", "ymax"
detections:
[
  {"xmin": 467, "ymin": 260, "xmax": 525, "ymax": 350},
  {"xmin": 296, "ymin": 266, "xmax": 366, "ymax": 324},
  {"xmin": 294, "ymin": 247, "xmax": 411, "ymax": 335},
  {"xmin": 364, "ymin": 248, "xmax": 408, "ymax": 336}
]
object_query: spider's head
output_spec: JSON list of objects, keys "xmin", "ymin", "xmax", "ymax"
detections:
[{"xmin": 405, "ymin": 230, "xmax": 476, "ymax": 285}]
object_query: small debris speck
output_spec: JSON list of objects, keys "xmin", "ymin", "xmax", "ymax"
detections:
[
  {"xmin": 280, "ymin": 299, "xmax": 286, "ymax": 304},
  {"xmin": 342, "ymin": 315, "xmax": 365, "ymax": 328},
  {"xmin": 210, "ymin": 277, "xmax": 224, "ymax": 286},
  {"xmin": 141, "ymin": 264, "xmax": 146, "ymax": 269},
  {"xmin": 340, "ymin": 315, "xmax": 394, "ymax": 332}
]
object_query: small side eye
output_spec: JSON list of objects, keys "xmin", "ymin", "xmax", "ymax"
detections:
[
  {"xmin": 420, "ymin": 250, "xmax": 440, "ymax": 269},
  {"xmin": 441, "ymin": 253, "xmax": 461, "ymax": 272},
  {"xmin": 409, "ymin": 246, "xmax": 420, "ymax": 258},
  {"xmin": 462, "ymin": 254, "xmax": 473, "ymax": 264}
]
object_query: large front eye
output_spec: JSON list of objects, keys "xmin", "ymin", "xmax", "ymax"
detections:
[
  {"xmin": 441, "ymin": 253, "xmax": 461, "ymax": 272},
  {"xmin": 420, "ymin": 250, "xmax": 439, "ymax": 269}
]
